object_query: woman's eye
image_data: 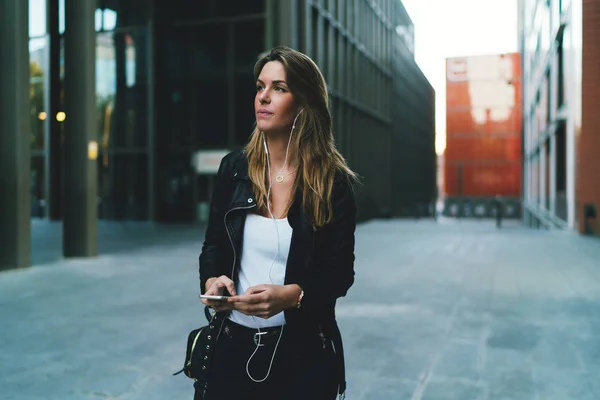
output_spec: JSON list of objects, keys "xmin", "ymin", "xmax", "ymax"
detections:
[{"xmin": 256, "ymin": 85, "xmax": 287, "ymax": 93}]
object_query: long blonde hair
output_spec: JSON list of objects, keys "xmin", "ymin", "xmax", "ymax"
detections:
[{"xmin": 244, "ymin": 46, "xmax": 357, "ymax": 228}]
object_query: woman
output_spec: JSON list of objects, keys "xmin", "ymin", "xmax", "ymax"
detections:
[{"xmin": 197, "ymin": 45, "xmax": 357, "ymax": 400}]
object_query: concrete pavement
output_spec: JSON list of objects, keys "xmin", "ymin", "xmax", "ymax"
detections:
[{"xmin": 1, "ymin": 218, "xmax": 600, "ymax": 399}]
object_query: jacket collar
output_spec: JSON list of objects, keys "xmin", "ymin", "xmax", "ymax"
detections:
[
  {"xmin": 230, "ymin": 150, "xmax": 249, "ymax": 181},
  {"xmin": 226, "ymin": 150, "xmax": 309, "ymax": 228}
]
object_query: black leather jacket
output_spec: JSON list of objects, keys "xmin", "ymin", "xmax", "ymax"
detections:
[{"xmin": 198, "ymin": 149, "xmax": 356, "ymax": 393}]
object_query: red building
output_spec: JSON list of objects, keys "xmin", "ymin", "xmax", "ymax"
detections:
[{"xmin": 444, "ymin": 53, "xmax": 522, "ymax": 218}]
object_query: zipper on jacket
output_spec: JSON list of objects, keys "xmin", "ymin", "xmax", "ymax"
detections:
[{"xmin": 224, "ymin": 203, "xmax": 257, "ymax": 279}]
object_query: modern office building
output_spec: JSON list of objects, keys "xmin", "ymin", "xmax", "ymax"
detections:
[
  {"xmin": 444, "ymin": 53, "xmax": 522, "ymax": 219},
  {"xmin": 0, "ymin": 0, "xmax": 435, "ymax": 270},
  {"xmin": 519, "ymin": 0, "xmax": 600, "ymax": 234},
  {"xmin": 391, "ymin": 7, "xmax": 436, "ymax": 218}
]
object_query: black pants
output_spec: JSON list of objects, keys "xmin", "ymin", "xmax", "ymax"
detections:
[{"xmin": 194, "ymin": 319, "xmax": 339, "ymax": 400}]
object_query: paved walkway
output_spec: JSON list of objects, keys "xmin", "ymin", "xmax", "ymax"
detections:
[{"xmin": 1, "ymin": 218, "xmax": 600, "ymax": 399}]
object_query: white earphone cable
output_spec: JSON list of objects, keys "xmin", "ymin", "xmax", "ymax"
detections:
[{"xmin": 245, "ymin": 112, "xmax": 300, "ymax": 383}]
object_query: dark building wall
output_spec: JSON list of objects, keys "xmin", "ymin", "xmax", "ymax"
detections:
[
  {"xmin": 280, "ymin": 0, "xmax": 395, "ymax": 221},
  {"xmin": 272, "ymin": 0, "xmax": 436, "ymax": 221},
  {"xmin": 390, "ymin": 4, "xmax": 436, "ymax": 218},
  {"xmin": 388, "ymin": 1, "xmax": 436, "ymax": 219}
]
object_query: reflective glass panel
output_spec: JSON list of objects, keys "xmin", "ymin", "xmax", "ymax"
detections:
[
  {"xmin": 29, "ymin": 0, "xmax": 46, "ymax": 37},
  {"xmin": 98, "ymin": 154, "xmax": 148, "ymax": 220},
  {"xmin": 30, "ymin": 37, "xmax": 47, "ymax": 151},
  {"xmin": 96, "ymin": 29, "xmax": 149, "ymax": 149},
  {"xmin": 31, "ymin": 156, "xmax": 46, "ymax": 218}
]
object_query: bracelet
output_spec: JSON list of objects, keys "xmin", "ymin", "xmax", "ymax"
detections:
[{"xmin": 295, "ymin": 290, "xmax": 304, "ymax": 308}]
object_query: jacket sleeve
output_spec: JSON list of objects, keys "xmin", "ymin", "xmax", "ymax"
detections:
[
  {"xmin": 297, "ymin": 176, "xmax": 357, "ymax": 310},
  {"xmin": 198, "ymin": 157, "xmax": 230, "ymax": 294}
]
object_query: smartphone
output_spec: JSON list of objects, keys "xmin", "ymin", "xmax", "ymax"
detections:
[{"xmin": 199, "ymin": 295, "xmax": 229, "ymax": 301}]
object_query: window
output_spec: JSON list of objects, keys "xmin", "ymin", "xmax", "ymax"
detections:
[
  {"xmin": 29, "ymin": 0, "xmax": 47, "ymax": 37},
  {"xmin": 28, "ymin": 0, "xmax": 49, "ymax": 217},
  {"xmin": 98, "ymin": 154, "xmax": 148, "ymax": 220},
  {"xmin": 554, "ymin": 122, "xmax": 566, "ymax": 220},
  {"xmin": 96, "ymin": 30, "xmax": 149, "ymax": 149},
  {"xmin": 557, "ymin": 39, "xmax": 565, "ymax": 108},
  {"xmin": 29, "ymin": 38, "xmax": 47, "ymax": 152},
  {"xmin": 213, "ymin": 0, "xmax": 263, "ymax": 17},
  {"xmin": 96, "ymin": 0, "xmax": 149, "ymax": 28}
]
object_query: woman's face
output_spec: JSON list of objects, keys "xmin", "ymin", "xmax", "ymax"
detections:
[{"xmin": 255, "ymin": 61, "xmax": 297, "ymax": 135}]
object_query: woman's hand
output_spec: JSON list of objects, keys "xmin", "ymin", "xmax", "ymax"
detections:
[
  {"xmin": 228, "ymin": 284, "xmax": 302, "ymax": 319},
  {"xmin": 201, "ymin": 276, "xmax": 237, "ymax": 312}
]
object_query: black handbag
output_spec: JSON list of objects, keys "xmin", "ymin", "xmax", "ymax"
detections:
[{"xmin": 173, "ymin": 306, "xmax": 224, "ymax": 396}]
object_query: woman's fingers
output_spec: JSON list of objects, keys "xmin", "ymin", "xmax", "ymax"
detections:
[
  {"xmin": 201, "ymin": 276, "xmax": 237, "ymax": 311},
  {"xmin": 223, "ymin": 279, "xmax": 237, "ymax": 296},
  {"xmin": 230, "ymin": 297, "xmax": 274, "ymax": 317},
  {"xmin": 229, "ymin": 293, "xmax": 263, "ymax": 304},
  {"xmin": 212, "ymin": 276, "xmax": 236, "ymax": 296},
  {"xmin": 225, "ymin": 285, "xmax": 287, "ymax": 318},
  {"xmin": 200, "ymin": 297, "xmax": 233, "ymax": 312},
  {"xmin": 205, "ymin": 276, "xmax": 236, "ymax": 296}
]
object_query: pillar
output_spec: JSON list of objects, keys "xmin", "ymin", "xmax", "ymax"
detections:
[
  {"xmin": 63, "ymin": 0, "xmax": 98, "ymax": 257},
  {"xmin": 45, "ymin": 0, "xmax": 62, "ymax": 220},
  {"xmin": 0, "ymin": 0, "xmax": 31, "ymax": 270}
]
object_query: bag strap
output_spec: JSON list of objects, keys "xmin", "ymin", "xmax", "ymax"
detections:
[{"xmin": 204, "ymin": 305, "xmax": 214, "ymax": 322}]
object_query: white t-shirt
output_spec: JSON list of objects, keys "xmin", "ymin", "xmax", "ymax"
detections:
[{"xmin": 229, "ymin": 213, "xmax": 293, "ymax": 328}]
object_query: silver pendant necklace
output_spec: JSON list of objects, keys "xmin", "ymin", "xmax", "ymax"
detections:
[
  {"xmin": 266, "ymin": 113, "xmax": 301, "ymax": 185},
  {"xmin": 274, "ymin": 170, "xmax": 295, "ymax": 183}
]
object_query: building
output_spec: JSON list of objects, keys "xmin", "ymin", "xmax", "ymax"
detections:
[
  {"xmin": 519, "ymin": 0, "xmax": 600, "ymax": 235},
  {"xmin": 391, "ymin": 5, "xmax": 436, "ymax": 218},
  {"xmin": 0, "ymin": 0, "xmax": 435, "ymax": 270},
  {"xmin": 437, "ymin": 153, "xmax": 445, "ymax": 202},
  {"xmin": 444, "ymin": 53, "xmax": 523, "ymax": 219}
]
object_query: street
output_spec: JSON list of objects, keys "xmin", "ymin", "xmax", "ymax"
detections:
[{"xmin": 1, "ymin": 219, "xmax": 599, "ymax": 399}]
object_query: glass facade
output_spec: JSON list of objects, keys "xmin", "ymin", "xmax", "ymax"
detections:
[
  {"xmin": 95, "ymin": 29, "xmax": 150, "ymax": 219},
  {"xmin": 520, "ymin": 0, "xmax": 582, "ymax": 230},
  {"xmin": 390, "ymin": 1, "xmax": 435, "ymax": 217},
  {"xmin": 92, "ymin": 1, "xmax": 151, "ymax": 220},
  {"xmin": 27, "ymin": 0, "xmax": 435, "ymax": 224},
  {"xmin": 154, "ymin": 2, "xmax": 265, "ymax": 221},
  {"xmin": 29, "ymin": 1, "xmax": 48, "ymax": 218},
  {"xmin": 29, "ymin": 0, "xmax": 157, "ymax": 220}
]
